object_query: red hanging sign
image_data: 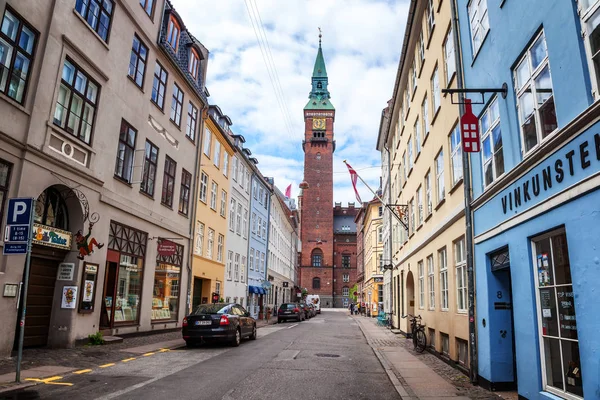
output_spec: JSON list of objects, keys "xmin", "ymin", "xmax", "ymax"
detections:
[
  {"xmin": 157, "ymin": 239, "xmax": 177, "ymax": 257},
  {"xmin": 461, "ymin": 99, "xmax": 480, "ymax": 153}
]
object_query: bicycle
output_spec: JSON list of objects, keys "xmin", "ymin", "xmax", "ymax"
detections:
[{"xmin": 401, "ymin": 314, "xmax": 427, "ymax": 353}]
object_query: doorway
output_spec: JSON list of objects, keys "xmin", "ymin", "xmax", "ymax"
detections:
[
  {"xmin": 192, "ymin": 277, "xmax": 203, "ymax": 310},
  {"xmin": 100, "ymin": 261, "xmax": 118, "ymax": 329},
  {"xmin": 406, "ymin": 271, "xmax": 415, "ymax": 318}
]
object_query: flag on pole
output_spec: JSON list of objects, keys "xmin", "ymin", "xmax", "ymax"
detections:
[
  {"xmin": 344, "ymin": 161, "xmax": 362, "ymax": 203},
  {"xmin": 285, "ymin": 184, "xmax": 292, "ymax": 198}
]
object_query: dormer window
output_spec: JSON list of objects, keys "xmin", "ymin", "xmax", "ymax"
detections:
[
  {"xmin": 166, "ymin": 15, "xmax": 180, "ymax": 51},
  {"xmin": 189, "ymin": 48, "xmax": 200, "ymax": 79}
]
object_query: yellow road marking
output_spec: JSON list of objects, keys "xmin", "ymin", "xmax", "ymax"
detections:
[
  {"xmin": 24, "ymin": 378, "xmax": 43, "ymax": 382},
  {"xmin": 46, "ymin": 381, "xmax": 74, "ymax": 386},
  {"xmin": 73, "ymin": 369, "xmax": 92, "ymax": 375},
  {"xmin": 25, "ymin": 376, "xmax": 73, "ymax": 386},
  {"xmin": 159, "ymin": 348, "xmax": 170, "ymax": 352},
  {"xmin": 122, "ymin": 358, "xmax": 136, "ymax": 362},
  {"xmin": 99, "ymin": 363, "xmax": 115, "ymax": 368},
  {"xmin": 41, "ymin": 376, "xmax": 63, "ymax": 382},
  {"xmin": 143, "ymin": 352, "xmax": 155, "ymax": 356}
]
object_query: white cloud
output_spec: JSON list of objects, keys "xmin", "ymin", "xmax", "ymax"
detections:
[{"xmin": 171, "ymin": 0, "xmax": 408, "ymax": 204}]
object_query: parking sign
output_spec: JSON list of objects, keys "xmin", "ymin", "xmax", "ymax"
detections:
[{"xmin": 3, "ymin": 198, "xmax": 34, "ymax": 256}]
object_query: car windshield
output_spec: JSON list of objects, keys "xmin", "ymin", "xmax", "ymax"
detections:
[
  {"xmin": 191, "ymin": 304, "xmax": 230, "ymax": 315},
  {"xmin": 280, "ymin": 304, "xmax": 296, "ymax": 310}
]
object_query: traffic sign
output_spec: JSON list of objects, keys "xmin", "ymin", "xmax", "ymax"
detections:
[
  {"xmin": 6, "ymin": 198, "xmax": 34, "ymax": 225},
  {"xmin": 7, "ymin": 225, "xmax": 30, "ymax": 242},
  {"xmin": 3, "ymin": 243, "xmax": 28, "ymax": 255}
]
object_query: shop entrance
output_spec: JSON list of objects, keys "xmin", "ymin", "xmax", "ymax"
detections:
[
  {"xmin": 192, "ymin": 277, "xmax": 203, "ymax": 310},
  {"xmin": 100, "ymin": 261, "xmax": 118, "ymax": 329}
]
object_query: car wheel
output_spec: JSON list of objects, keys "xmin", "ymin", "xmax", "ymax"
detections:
[
  {"xmin": 231, "ymin": 329, "xmax": 241, "ymax": 347},
  {"xmin": 185, "ymin": 340, "xmax": 196, "ymax": 348},
  {"xmin": 250, "ymin": 325, "xmax": 257, "ymax": 340}
]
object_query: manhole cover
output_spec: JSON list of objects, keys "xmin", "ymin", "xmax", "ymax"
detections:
[{"xmin": 315, "ymin": 353, "xmax": 340, "ymax": 358}]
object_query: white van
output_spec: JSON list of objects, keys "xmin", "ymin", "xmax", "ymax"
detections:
[{"xmin": 306, "ymin": 295, "xmax": 321, "ymax": 314}]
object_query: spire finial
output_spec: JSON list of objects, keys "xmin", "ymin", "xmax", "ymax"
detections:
[{"xmin": 318, "ymin": 27, "xmax": 322, "ymax": 47}]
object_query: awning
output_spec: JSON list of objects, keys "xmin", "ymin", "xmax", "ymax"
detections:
[
  {"xmin": 248, "ymin": 286, "xmax": 256, "ymax": 294},
  {"xmin": 258, "ymin": 287, "xmax": 266, "ymax": 295}
]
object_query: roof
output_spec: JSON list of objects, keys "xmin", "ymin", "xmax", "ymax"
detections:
[{"xmin": 305, "ymin": 35, "xmax": 335, "ymax": 111}]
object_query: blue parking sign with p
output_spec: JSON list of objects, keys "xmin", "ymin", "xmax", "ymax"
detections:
[
  {"xmin": 3, "ymin": 198, "xmax": 34, "ymax": 256},
  {"xmin": 7, "ymin": 198, "xmax": 33, "ymax": 225}
]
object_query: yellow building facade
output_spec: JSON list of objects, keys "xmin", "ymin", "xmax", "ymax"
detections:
[
  {"xmin": 191, "ymin": 107, "xmax": 235, "ymax": 309},
  {"xmin": 387, "ymin": 0, "xmax": 469, "ymax": 368},
  {"xmin": 362, "ymin": 200, "xmax": 383, "ymax": 317}
]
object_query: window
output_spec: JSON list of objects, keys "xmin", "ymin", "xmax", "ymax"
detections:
[
  {"xmin": 417, "ymin": 186, "xmax": 423, "ymax": 225},
  {"xmin": 422, "ymin": 96, "xmax": 429, "ymax": 138},
  {"xmin": 217, "ymin": 234, "xmax": 224, "ymax": 262},
  {"xmin": 435, "ymin": 150, "xmax": 445, "ymax": 203},
  {"xmin": 418, "ymin": 261, "xmax": 424, "ymax": 309},
  {"xmin": 312, "ymin": 277, "xmax": 321, "ymax": 289},
  {"xmin": 582, "ymin": 3, "xmax": 600, "ymax": 98},
  {"xmin": 241, "ymin": 256, "xmax": 246, "ymax": 282},
  {"xmin": 245, "ymin": 171, "xmax": 251, "ymax": 192},
  {"xmin": 249, "ymin": 248, "xmax": 254, "ymax": 270},
  {"xmin": 223, "ymin": 153, "xmax": 229, "ymax": 177},
  {"xmin": 252, "ymin": 181, "xmax": 257, "ymax": 199},
  {"xmin": 0, "ymin": 8, "xmax": 36, "ymax": 104},
  {"xmin": 409, "ymin": 198, "xmax": 415, "ymax": 233},
  {"xmin": 232, "ymin": 158, "xmax": 239, "ymax": 182},
  {"xmin": 226, "ymin": 251, "xmax": 233, "ymax": 280},
  {"xmin": 441, "ymin": 333, "xmax": 450, "ymax": 356},
  {"xmin": 262, "ymin": 220, "xmax": 267, "ymax": 239},
  {"xmin": 413, "ymin": 120, "xmax": 421, "ymax": 157},
  {"xmin": 229, "ymin": 199, "xmax": 236, "ymax": 231},
  {"xmin": 455, "ymin": 238, "xmax": 467, "ymax": 313},
  {"xmin": 405, "ymin": 90, "xmax": 410, "ymax": 115},
  {"xmin": 515, "ymin": 32, "xmax": 557, "ymax": 154},
  {"xmin": 378, "ymin": 226, "xmax": 383, "ymax": 243},
  {"xmin": 411, "ymin": 61, "xmax": 417, "ymax": 93},
  {"xmin": 114, "ymin": 120, "xmax": 136, "ymax": 183},
  {"xmin": 189, "ymin": 48, "xmax": 200, "ymax": 79},
  {"xmin": 196, "ymin": 222, "xmax": 204, "ymax": 256},
  {"xmin": 161, "ymin": 156, "xmax": 176, "ymax": 207},
  {"xmin": 429, "ymin": 328, "xmax": 436, "ymax": 350},
  {"xmin": 425, "ymin": 171, "xmax": 432, "ymax": 215},
  {"xmin": 342, "ymin": 254, "xmax": 350, "ymax": 268},
  {"xmin": 53, "ymin": 59, "xmax": 99, "ymax": 144},
  {"xmin": 343, "ymin": 274, "xmax": 349, "ymax": 283},
  {"xmin": 236, "ymin": 204, "xmax": 242, "ymax": 235},
  {"xmin": 203, "ymin": 128, "xmax": 212, "ymax": 157},
  {"xmin": 186, "ymin": 102, "xmax": 198, "ymax": 141},
  {"xmin": 199, "ymin": 172, "xmax": 208, "ymax": 203},
  {"xmin": 260, "ymin": 252, "xmax": 265, "ymax": 273},
  {"xmin": 141, "ymin": 140, "xmax": 159, "ymax": 197},
  {"xmin": 408, "ymin": 136, "xmax": 414, "ymax": 170},
  {"xmin": 418, "ymin": 31, "xmax": 425, "ymax": 69},
  {"xmin": 170, "ymin": 83, "xmax": 183, "ymax": 127},
  {"xmin": 468, "ymin": 0, "xmax": 489, "ymax": 55},
  {"xmin": 234, "ymin": 253, "xmax": 240, "ymax": 281},
  {"xmin": 256, "ymin": 216, "xmax": 262, "ymax": 238},
  {"xmin": 432, "ymin": 66, "xmax": 440, "ymax": 113},
  {"xmin": 214, "ymin": 141, "xmax": 221, "ymax": 168},
  {"xmin": 151, "ymin": 62, "xmax": 167, "ymax": 110},
  {"xmin": 342, "ymin": 286, "xmax": 350, "ymax": 297},
  {"xmin": 75, "ymin": 0, "xmax": 113, "ymax": 42},
  {"xmin": 449, "ymin": 125, "xmax": 463, "ymax": 185},
  {"xmin": 128, "ymin": 35, "xmax": 147, "ymax": 88},
  {"xmin": 533, "ymin": 230, "xmax": 582, "ymax": 398},
  {"xmin": 215, "ymin": 281, "xmax": 221, "ymax": 296},
  {"xmin": 402, "ymin": 152, "xmax": 407, "ymax": 182},
  {"xmin": 178, "ymin": 169, "xmax": 191, "ymax": 216},
  {"xmin": 427, "ymin": 0, "xmax": 435, "ymax": 37},
  {"xmin": 251, "ymin": 212, "xmax": 257, "ymax": 233},
  {"xmin": 444, "ymin": 26, "xmax": 456, "ymax": 85},
  {"xmin": 312, "ymin": 249, "xmax": 323, "ymax": 267},
  {"xmin": 243, "ymin": 209, "xmax": 248, "ymax": 238},
  {"xmin": 0, "ymin": 159, "xmax": 12, "ymax": 227},
  {"xmin": 210, "ymin": 181, "xmax": 217, "ymax": 210},
  {"xmin": 166, "ymin": 15, "xmax": 180, "ymax": 51},
  {"xmin": 457, "ymin": 339, "xmax": 468, "ymax": 367},
  {"xmin": 220, "ymin": 190, "xmax": 227, "ymax": 217},
  {"xmin": 428, "ymin": 255, "xmax": 435, "ymax": 310},
  {"xmin": 378, "ymin": 205, "xmax": 383, "ymax": 217},
  {"xmin": 206, "ymin": 229, "xmax": 214, "ymax": 259},
  {"xmin": 140, "ymin": 0, "xmax": 154, "ymax": 17},
  {"xmin": 481, "ymin": 97, "xmax": 504, "ymax": 187},
  {"xmin": 439, "ymin": 248, "xmax": 448, "ymax": 310}
]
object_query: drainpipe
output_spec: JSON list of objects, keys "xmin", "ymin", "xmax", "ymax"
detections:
[
  {"xmin": 264, "ymin": 183, "xmax": 274, "ymax": 319},
  {"xmin": 384, "ymin": 143, "xmax": 393, "ymax": 325},
  {"xmin": 450, "ymin": 0, "xmax": 478, "ymax": 384}
]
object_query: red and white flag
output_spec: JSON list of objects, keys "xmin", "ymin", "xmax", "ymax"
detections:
[
  {"xmin": 285, "ymin": 184, "xmax": 292, "ymax": 198},
  {"xmin": 344, "ymin": 161, "xmax": 362, "ymax": 203}
]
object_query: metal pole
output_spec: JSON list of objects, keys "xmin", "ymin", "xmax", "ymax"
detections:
[
  {"xmin": 16, "ymin": 198, "xmax": 35, "ymax": 383},
  {"xmin": 450, "ymin": 0, "xmax": 478, "ymax": 384}
]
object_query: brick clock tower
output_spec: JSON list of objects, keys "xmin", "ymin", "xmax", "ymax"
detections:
[{"xmin": 299, "ymin": 35, "xmax": 336, "ymax": 307}]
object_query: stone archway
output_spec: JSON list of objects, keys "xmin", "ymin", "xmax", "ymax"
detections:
[{"xmin": 406, "ymin": 270, "xmax": 415, "ymax": 319}]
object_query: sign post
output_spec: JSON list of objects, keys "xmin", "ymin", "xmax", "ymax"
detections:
[{"xmin": 3, "ymin": 198, "xmax": 35, "ymax": 383}]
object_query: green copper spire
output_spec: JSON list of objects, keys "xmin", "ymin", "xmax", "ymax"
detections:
[{"xmin": 305, "ymin": 29, "xmax": 334, "ymax": 110}]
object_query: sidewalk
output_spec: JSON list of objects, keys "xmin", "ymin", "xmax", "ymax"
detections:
[{"xmin": 354, "ymin": 314, "xmax": 515, "ymax": 400}]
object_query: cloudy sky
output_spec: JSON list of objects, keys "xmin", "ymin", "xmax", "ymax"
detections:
[{"xmin": 170, "ymin": 0, "xmax": 409, "ymax": 204}]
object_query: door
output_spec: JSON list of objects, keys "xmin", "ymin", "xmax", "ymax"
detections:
[
  {"xmin": 100, "ymin": 261, "xmax": 118, "ymax": 329},
  {"xmin": 192, "ymin": 278, "xmax": 203, "ymax": 310},
  {"xmin": 406, "ymin": 271, "xmax": 415, "ymax": 318},
  {"xmin": 22, "ymin": 257, "xmax": 59, "ymax": 347}
]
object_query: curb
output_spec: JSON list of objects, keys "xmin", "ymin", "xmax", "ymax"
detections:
[{"xmin": 0, "ymin": 381, "xmax": 38, "ymax": 395}]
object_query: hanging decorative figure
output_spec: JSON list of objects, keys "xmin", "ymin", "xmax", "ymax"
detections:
[{"xmin": 76, "ymin": 221, "xmax": 103, "ymax": 260}]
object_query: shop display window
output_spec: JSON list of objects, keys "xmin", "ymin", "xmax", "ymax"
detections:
[
  {"xmin": 533, "ymin": 230, "xmax": 583, "ymax": 399},
  {"xmin": 152, "ymin": 242, "xmax": 183, "ymax": 321},
  {"xmin": 113, "ymin": 254, "xmax": 143, "ymax": 323}
]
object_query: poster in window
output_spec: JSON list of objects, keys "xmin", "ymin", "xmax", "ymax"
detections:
[
  {"xmin": 61, "ymin": 286, "xmax": 78, "ymax": 309},
  {"xmin": 83, "ymin": 280, "xmax": 94, "ymax": 302}
]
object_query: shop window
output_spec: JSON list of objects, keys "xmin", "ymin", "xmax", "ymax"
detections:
[
  {"xmin": 0, "ymin": 159, "xmax": 12, "ymax": 228},
  {"xmin": 0, "ymin": 7, "xmax": 37, "ymax": 104},
  {"xmin": 457, "ymin": 338, "xmax": 468, "ymax": 367},
  {"xmin": 141, "ymin": 140, "xmax": 159, "ymax": 197},
  {"xmin": 312, "ymin": 277, "xmax": 320, "ymax": 289},
  {"xmin": 441, "ymin": 332, "xmax": 450, "ymax": 356},
  {"xmin": 152, "ymin": 241, "xmax": 183, "ymax": 321},
  {"xmin": 114, "ymin": 120, "xmax": 137, "ymax": 184},
  {"xmin": 533, "ymin": 230, "xmax": 583, "ymax": 398},
  {"xmin": 151, "ymin": 62, "xmax": 167, "ymax": 110},
  {"xmin": 75, "ymin": 0, "xmax": 114, "ymax": 42},
  {"xmin": 128, "ymin": 35, "xmax": 147, "ymax": 88},
  {"xmin": 34, "ymin": 187, "xmax": 69, "ymax": 229}
]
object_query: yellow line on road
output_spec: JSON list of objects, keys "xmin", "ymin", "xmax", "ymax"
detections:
[
  {"xmin": 99, "ymin": 363, "xmax": 115, "ymax": 368},
  {"xmin": 46, "ymin": 381, "xmax": 74, "ymax": 386},
  {"xmin": 25, "ymin": 376, "xmax": 73, "ymax": 386},
  {"xmin": 73, "ymin": 369, "xmax": 92, "ymax": 374},
  {"xmin": 143, "ymin": 352, "xmax": 155, "ymax": 356},
  {"xmin": 159, "ymin": 348, "xmax": 170, "ymax": 352},
  {"xmin": 122, "ymin": 358, "xmax": 136, "ymax": 362}
]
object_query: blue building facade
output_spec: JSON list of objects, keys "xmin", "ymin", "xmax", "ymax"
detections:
[
  {"xmin": 247, "ymin": 171, "xmax": 271, "ymax": 319},
  {"xmin": 457, "ymin": 0, "xmax": 599, "ymax": 398}
]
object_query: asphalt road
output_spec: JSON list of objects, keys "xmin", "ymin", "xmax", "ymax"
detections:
[{"xmin": 3, "ymin": 310, "xmax": 400, "ymax": 400}]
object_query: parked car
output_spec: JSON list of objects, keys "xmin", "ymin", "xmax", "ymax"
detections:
[
  {"xmin": 278, "ymin": 303, "xmax": 304, "ymax": 322},
  {"xmin": 182, "ymin": 303, "xmax": 256, "ymax": 347},
  {"xmin": 300, "ymin": 303, "xmax": 311, "ymax": 319}
]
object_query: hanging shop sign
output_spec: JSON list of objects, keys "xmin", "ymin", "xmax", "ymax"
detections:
[
  {"xmin": 57, "ymin": 263, "xmax": 75, "ymax": 281},
  {"xmin": 157, "ymin": 239, "xmax": 178, "ymax": 257},
  {"xmin": 32, "ymin": 223, "xmax": 72, "ymax": 250},
  {"xmin": 461, "ymin": 99, "xmax": 480, "ymax": 153}
]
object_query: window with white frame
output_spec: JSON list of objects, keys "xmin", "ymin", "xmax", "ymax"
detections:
[
  {"xmin": 425, "ymin": 171, "xmax": 432, "ymax": 215},
  {"xmin": 195, "ymin": 222, "xmax": 203, "ymax": 255},
  {"xmin": 343, "ymin": 273, "xmax": 349, "ymax": 283},
  {"xmin": 427, "ymin": 0, "xmax": 435, "ymax": 37},
  {"xmin": 444, "ymin": 26, "xmax": 456, "ymax": 85},
  {"xmin": 419, "ymin": 31, "xmax": 425, "ymax": 69},
  {"xmin": 232, "ymin": 157, "xmax": 238, "ymax": 182},
  {"xmin": 229, "ymin": 198, "xmax": 236, "ymax": 231},
  {"xmin": 342, "ymin": 286, "xmax": 349, "ymax": 297},
  {"xmin": 468, "ymin": 0, "xmax": 489, "ymax": 55},
  {"xmin": 210, "ymin": 181, "xmax": 217, "ymax": 210},
  {"xmin": 439, "ymin": 247, "xmax": 448, "ymax": 310},
  {"xmin": 217, "ymin": 234, "xmax": 224, "ymax": 262},
  {"xmin": 515, "ymin": 31, "xmax": 557, "ymax": 154},
  {"xmin": 449, "ymin": 124, "xmax": 463, "ymax": 185},
  {"xmin": 245, "ymin": 171, "xmax": 251, "ymax": 192},
  {"xmin": 402, "ymin": 152, "xmax": 407, "ymax": 182},
  {"xmin": 432, "ymin": 66, "xmax": 440, "ymax": 114},
  {"xmin": 213, "ymin": 141, "xmax": 221, "ymax": 168},
  {"xmin": 422, "ymin": 95, "xmax": 429, "ymax": 139},
  {"xmin": 256, "ymin": 216, "xmax": 262, "ymax": 238},
  {"xmin": 234, "ymin": 253, "xmax": 240, "ymax": 281},
  {"xmin": 455, "ymin": 238, "xmax": 467, "ymax": 313},
  {"xmin": 249, "ymin": 247, "xmax": 254, "ymax": 270},
  {"xmin": 207, "ymin": 229, "xmax": 214, "ymax": 259},
  {"xmin": 532, "ymin": 229, "xmax": 582, "ymax": 398},
  {"xmin": 262, "ymin": 220, "xmax": 267, "ymax": 239},
  {"xmin": 435, "ymin": 150, "xmax": 445, "ymax": 203},
  {"xmin": 417, "ymin": 186, "xmax": 423, "ymax": 225},
  {"xmin": 378, "ymin": 226, "xmax": 383, "ymax": 243},
  {"xmin": 236, "ymin": 204, "xmax": 242, "ymax": 235},
  {"xmin": 203, "ymin": 128, "xmax": 211, "ymax": 157},
  {"xmin": 223, "ymin": 152, "xmax": 229, "ymax": 177},
  {"xmin": 252, "ymin": 212, "xmax": 257, "ymax": 234},
  {"xmin": 408, "ymin": 136, "xmax": 414, "ymax": 170},
  {"xmin": 481, "ymin": 97, "xmax": 504, "ymax": 187},
  {"xmin": 243, "ymin": 208, "xmax": 248, "ymax": 238},
  {"xmin": 260, "ymin": 252, "xmax": 265, "ymax": 273},
  {"xmin": 418, "ymin": 260, "xmax": 424, "ymax": 309},
  {"xmin": 580, "ymin": 1, "xmax": 600, "ymax": 99},
  {"xmin": 405, "ymin": 90, "xmax": 410, "ymax": 115},
  {"xmin": 226, "ymin": 251, "xmax": 233, "ymax": 280},
  {"xmin": 241, "ymin": 256, "xmax": 246, "ymax": 282},
  {"xmin": 409, "ymin": 198, "xmax": 415, "ymax": 234},
  {"xmin": 412, "ymin": 61, "xmax": 417, "ymax": 93},
  {"xmin": 428, "ymin": 255, "xmax": 435, "ymax": 310},
  {"xmin": 415, "ymin": 118, "xmax": 421, "ymax": 155},
  {"xmin": 220, "ymin": 190, "xmax": 227, "ymax": 217},
  {"xmin": 199, "ymin": 172, "xmax": 208, "ymax": 203}
]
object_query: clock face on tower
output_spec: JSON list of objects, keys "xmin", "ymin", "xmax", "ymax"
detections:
[{"xmin": 312, "ymin": 118, "xmax": 326, "ymax": 130}]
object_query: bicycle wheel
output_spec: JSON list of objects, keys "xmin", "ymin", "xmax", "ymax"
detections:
[{"xmin": 415, "ymin": 329, "xmax": 427, "ymax": 353}]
